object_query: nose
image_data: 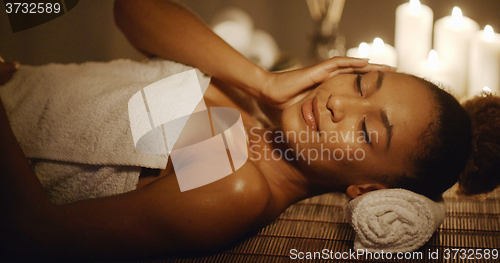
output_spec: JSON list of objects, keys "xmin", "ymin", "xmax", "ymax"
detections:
[{"xmin": 326, "ymin": 95, "xmax": 364, "ymax": 123}]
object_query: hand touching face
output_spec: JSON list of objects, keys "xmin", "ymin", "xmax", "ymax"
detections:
[
  {"xmin": 260, "ymin": 57, "xmax": 395, "ymax": 109},
  {"xmin": 280, "ymin": 71, "xmax": 435, "ymax": 190}
]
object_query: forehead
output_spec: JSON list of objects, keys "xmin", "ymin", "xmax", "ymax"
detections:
[{"xmin": 380, "ymin": 72, "xmax": 435, "ymax": 160}]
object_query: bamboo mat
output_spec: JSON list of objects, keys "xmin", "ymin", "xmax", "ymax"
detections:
[{"xmin": 122, "ymin": 187, "xmax": 500, "ymax": 263}]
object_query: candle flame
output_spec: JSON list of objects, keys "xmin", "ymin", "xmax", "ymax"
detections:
[
  {"xmin": 451, "ymin": 6, "xmax": 464, "ymax": 29},
  {"xmin": 373, "ymin": 38, "xmax": 385, "ymax": 55},
  {"xmin": 358, "ymin": 42, "xmax": 370, "ymax": 57},
  {"xmin": 484, "ymin": 25, "xmax": 495, "ymax": 42},
  {"xmin": 409, "ymin": 0, "xmax": 421, "ymax": 15},
  {"xmin": 428, "ymin": 50, "xmax": 439, "ymax": 71}
]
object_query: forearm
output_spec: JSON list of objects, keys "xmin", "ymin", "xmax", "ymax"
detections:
[
  {"xmin": 0, "ymin": 100, "xmax": 154, "ymax": 259},
  {"xmin": 114, "ymin": 0, "xmax": 269, "ymax": 98},
  {"xmin": 0, "ymin": 173, "xmax": 261, "ymax": 260},
  {"xmin": 0, "ymin": 99, "xmax": 53, "ymax": 212},
  {"xmin": 0, "ymin": 99, "xmax": 57, "ymax": 258}
]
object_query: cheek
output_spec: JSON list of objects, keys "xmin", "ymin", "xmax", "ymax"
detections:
[
  {"xmin": 295, "ymin": 139, "xmax": 369, "ymax": 175},
  {"xmin": 322, "ymin": 141, "xmax": 368, "ymax": 164},
  {"xmin": 319, "ymin": 75, "xmax": 355, "ymax": 94}
]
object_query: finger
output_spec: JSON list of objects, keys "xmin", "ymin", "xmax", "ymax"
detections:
[
  {"xmin": 297, "ymin": 58, "xmax": 392, "ymax": 89},
  {"xmin": 322, "ymin": 56, "xmax": 370, "ymax": 71},
  {"xmin": 322, "ymin": 58, "xmax": 397, "ymax": 76},
  {"xmin": 364, "ymin": 63, "xmax": 397, "ymax": 71},
  {"xmin": 327, "ymin": 65, "xmax": 396, "ymax": 77},
  {"xmin": 327, "ymin": 68, "xmax": 358, "ymax": 76},
  {"xmin": 307, "ymin": 58, "xmax": 367, "ymax": 84},
  {"xmin": 0, "ymin": 61, "xmax": 20, "ymax": 71},
  {"xmin": 0, "ymin": 61, "xmax": 19, "ymax": 85},
  {"xmin": 335, "ymin": 61, "xmax": 394, "ymax": 71},
  {"xmin": 357, "ymin": 64, "xmax": 396, "ymax": 72}
]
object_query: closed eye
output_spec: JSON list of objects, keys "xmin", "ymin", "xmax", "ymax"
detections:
[{"xmin": 356, "ymin": 74, "xmax": 363, "ymax": 96}]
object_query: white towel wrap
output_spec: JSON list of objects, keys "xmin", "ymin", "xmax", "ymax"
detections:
[
  {"xmin": 0, "ymin": 59, "xmax": 210, "ymax": 204},
  {"xmin": 344, "ymin": 188, "xmax": 446, "ymax": 253},
  {"xmin": 0, "ymin": 59, "xmax": 210, "ymax": 169}
]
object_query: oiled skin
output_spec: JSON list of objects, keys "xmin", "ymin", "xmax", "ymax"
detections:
[
  {"xmin": 0, "ymin": 62, "xmax": 286, "ymax": 259},
  {"xmin": 0, "ymin": 0, "xmax": 393, "ymax": 259},
  {"xmin": 0, "ymin": 79, "xmax": 280, "ymax": 260}
]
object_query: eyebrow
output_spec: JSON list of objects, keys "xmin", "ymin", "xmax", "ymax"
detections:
[
  {"xmin": 376, "ymin": 71, "xmax": 384, "ymax": 90},
  {"xmin": 375, "ymin": 71, "xmax": 392, "ymax": 149},
  {"xmin": 380, "ymin": 109, "xmax": 393, "ymax": 149}
]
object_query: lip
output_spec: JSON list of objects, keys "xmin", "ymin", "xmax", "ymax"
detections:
[
  {"xmin": 301, "ymin": 98, "xmax": 319, "ymax": 132},
  {"xmin": 312, "ymin": 96, "xmax": 321, "ymax": 131}
]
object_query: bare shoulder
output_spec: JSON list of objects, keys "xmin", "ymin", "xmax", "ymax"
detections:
[
  {"xmin": 0, "ymin": 159, "xmax": 274, "ymax": 259},
  {"xmin": 154, "ymin": 158, "xmax": 273, "ymax": 220},
  {"xmin": 138, "ymin": 159, "xmax": 274, "ymax": 252}
]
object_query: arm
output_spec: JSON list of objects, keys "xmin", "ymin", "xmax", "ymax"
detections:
[
  {"xmin": 114, "ymin": 0, "xmax": 394, "ymax": 108},
  {"xmin": 0, "ymin": 61, "xmax": 54, "ymax": 242},
  {"xmin": 0, "ymin": 62, "xmax": 271, "ymax": 259},
  {"xmin": 114, "ymin": 0, "xmax": 267, "ymax": 99},
  {"xmin": 0, "ymin": 116, "xmax": 271, "ymax": 260}
]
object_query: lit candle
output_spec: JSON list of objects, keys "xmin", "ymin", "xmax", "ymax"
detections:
[
  {"xmin": 246, "ymin": 29, "xmax": 280, "ymax": 70},
  {"xmin": 346, "ymin": 42, "xmax": 370, "ymax": 59},
  {"xmin": 468, "ymin": 25, "xmax": 500, "ymax": 97},
  {"xmin": 346, "ymin": 38, "xmax": 397, "ymax": 67},
  {"xmin": 211, "ymin": 8, "xmax": 254, "ymax": 56},
  {"xmin": 371, "ymin": 38, "xmax": 398, "ymax": 66},
  {"xmin": 434, "ymin": 6, "xmax": 479, "ymax": 97},
  {"xmin": 395, "ymin": 0, "xmax": 433, "ymax": 74},
  {"xmin": 416, "ymin": 50, "xmax": 458, "ymax": 94}
]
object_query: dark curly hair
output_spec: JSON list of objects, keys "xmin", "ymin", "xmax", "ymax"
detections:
[
  {"xmin": 381, "ymin": 76, "xmax": 500, "ymax": 200},
  {"xmin": 460, "ymin": 94, "xmax": 500, "ymax": 195}
]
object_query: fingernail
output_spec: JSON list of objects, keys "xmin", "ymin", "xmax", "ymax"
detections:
[
  {"xmin": 360, "ymin": 58, "xmax": 370, "ymax": 61},
  {"xmin": 378, "ymin": 64, "xmax": 397, "ymax": 69}
]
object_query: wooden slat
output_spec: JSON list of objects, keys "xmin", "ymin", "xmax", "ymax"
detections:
[{"xmin": 122, "ymin": 187, "xmax": 500, "ymax": 263}]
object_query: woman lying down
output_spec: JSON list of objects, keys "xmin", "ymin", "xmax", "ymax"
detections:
[{"xmin": 1, "ymin": 0, "xmax": 499, "ymax": 260}]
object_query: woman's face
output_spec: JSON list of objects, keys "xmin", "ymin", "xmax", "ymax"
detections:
[{"xmin": 281, "ymin": 71, "xmax": 435, "ymax": 189}]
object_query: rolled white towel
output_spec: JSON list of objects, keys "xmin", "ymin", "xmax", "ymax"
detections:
[{"xmin": 344, "ymin": 188, "xmax": 446, "ymax": 253}]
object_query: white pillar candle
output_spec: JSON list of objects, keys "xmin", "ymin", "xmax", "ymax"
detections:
[
  {"xmin": 246, "ymin": 29, "xmax": 280, "ymax": 70},
  {"xmin": 346, "ymin": 42, "xmax": 370, "ymax": 59},
  {"xmin": 468, "ymin": 25, "xmax": 500, "ymax": 97},
  {"xmin": 395, "ymin": 0, "xmax": 433, "ymax": 74},
  {"xmin": 434, "ymin": 6, "xmax": 479, "ymax": 97},
  {"xmin": 211, "ymin": 8, "xmax": 254, "ymax": 56},
  {"xmin": 346, "ymin": 38, "xmax": 397, "ymax": 67},
  {"xmin": 416, "ymin": 50, "xmax": 460, "ymax": 96}
]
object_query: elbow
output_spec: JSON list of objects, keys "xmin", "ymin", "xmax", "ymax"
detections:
[
  {"xmin": 114, "ymin": 0, "xmax": 164, "ymax": 29},
  {"xmin": 113, "ymin": 0, "xmax": 156, "ymax": 57},
  {"xmin": 113, "ymin": 0, "xmax": 152, "ymax": 34},
  {"xmin": 113, "ymin": 0, "xmax": 135, "ymax": 33}
]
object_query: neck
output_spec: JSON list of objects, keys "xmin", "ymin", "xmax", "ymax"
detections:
[{"xmin": 248, "ymin": 127, "xmax": 317, "ymax": 209}]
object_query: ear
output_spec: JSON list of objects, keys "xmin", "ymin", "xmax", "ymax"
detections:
[{"xmin": 346, "ymin": 183, "xmax": 388, "ymax": 199}]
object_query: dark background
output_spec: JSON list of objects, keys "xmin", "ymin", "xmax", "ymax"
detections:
[{"xmin": 2, "ymin": 0, "xmax": 500, "ymax": 65}]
